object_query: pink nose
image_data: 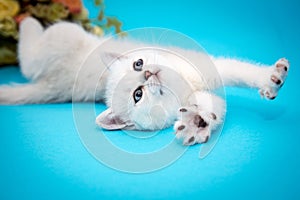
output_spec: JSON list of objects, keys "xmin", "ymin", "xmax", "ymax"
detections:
[{"xmin": 144, "ymin": 70, "xmax": 152, "ymax": 80}]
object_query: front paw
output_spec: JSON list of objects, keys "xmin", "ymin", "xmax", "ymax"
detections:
[{"xmin": 174, "ymin": 106, "xmax": 216, "ymax": 146}]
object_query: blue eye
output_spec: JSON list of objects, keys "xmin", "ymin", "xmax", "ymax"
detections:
[
  {"xmin": 133, "ymin": 86, "xmax": 143, "ymax": 103},
  {"xmin": 133, "ymin": 59, "xmax": 143, "ymax": 71}
]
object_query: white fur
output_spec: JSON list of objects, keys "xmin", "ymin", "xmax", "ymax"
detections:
[{"xmin": 0, "ymin": 18, "xmax": 289, "ymax": 145}]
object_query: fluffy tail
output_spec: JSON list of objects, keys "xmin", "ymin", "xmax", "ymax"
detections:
[{"xmin": 0, "ymin": 82, "xmax": 58, "ymax": 104}]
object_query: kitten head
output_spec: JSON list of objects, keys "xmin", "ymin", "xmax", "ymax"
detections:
[{"xmin": 96, "ymin": 49, "xmax": 193, "ymax": 130}]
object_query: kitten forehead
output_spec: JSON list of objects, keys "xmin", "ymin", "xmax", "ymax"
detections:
[{"xmin": 125, "ymin": 49, "xmax": 171, "ymax": 65}]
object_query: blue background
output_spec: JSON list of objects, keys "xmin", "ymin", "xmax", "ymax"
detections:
[{"xmin": 1, "ymin": 0, "xmax": 300, "ymax": 199}]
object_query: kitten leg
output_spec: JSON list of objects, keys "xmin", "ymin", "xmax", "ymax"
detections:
[
  {"xmin": 18, "ymin": 17, "xmax": 44, "ymax": 79},
  {"xmin": 214, "ymin": 57, "xmax": 289, "ymax": 100},
  {"xmin": 0, "ymin": 82, "xmax": 62, "ymax": 104},
  {"xmin": 174, "ymin": 91, "xmax": 225, "ymax": 145}
]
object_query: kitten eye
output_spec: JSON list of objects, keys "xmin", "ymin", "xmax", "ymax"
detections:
[
  {"xmin": 133, "ymin": 86, "xmax": 143, "ymax": 104},
  {"xmin": 133, "ymin": 59, "xmax": 144, "ymax": 71}
]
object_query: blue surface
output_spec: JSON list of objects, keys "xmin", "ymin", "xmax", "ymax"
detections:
[{"xmin": 1, "ymin": 0, "xmax": 300, "ymax": 199}]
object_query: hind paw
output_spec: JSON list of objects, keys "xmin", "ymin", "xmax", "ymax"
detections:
[{"xmin": 259, "ymin": 58, "xmax": 289, "ymax": 100}]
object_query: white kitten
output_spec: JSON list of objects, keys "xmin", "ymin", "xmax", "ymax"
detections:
[{"xmin": 0, "ymin": 17, "xmax": 290, "ymax": 145}]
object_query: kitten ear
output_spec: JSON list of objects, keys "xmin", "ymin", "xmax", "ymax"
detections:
[
  {"xmin": 96, "ymin": 107, "xmax": 127, "ymax": 130},
  {"xmin": 101, "ymin": 52, "xmax": 124, "ymax": 67}
]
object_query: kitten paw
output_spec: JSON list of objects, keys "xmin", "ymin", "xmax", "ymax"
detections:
[
  {"xmin": 174, "ymin": 106, "xmax": 216, "ymax": 146},
  {"xmin": 259, "ymin": 58, "xmax": 289, "ymax": 100}
]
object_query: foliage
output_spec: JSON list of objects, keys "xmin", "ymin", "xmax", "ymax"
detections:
[{"xmin": 0, "ymin": 0, "xmax": 124, "ymax": 66}]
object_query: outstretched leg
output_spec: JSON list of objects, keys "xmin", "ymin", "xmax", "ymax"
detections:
[
  {"xmin": 214, "ymin": 57, "xmax": 289, "ymax": 100},
  {"xmin": 174, "ymin": 91, "xmax": 226, "ymax": 145},
  {"xmin": 18, "ymin": 17, "xmax": 44, "ymax": 80}
]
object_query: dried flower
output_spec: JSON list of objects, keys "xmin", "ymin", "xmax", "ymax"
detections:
[
  {"xmin": 0, "ymin": 0, "xmax": 20, "ymax": 20},
  {"xmin": 0, "ymin": 45, "xmax": 17, "ymax": 65},
  {"xmin": 106, "ymin": 17, "xmax": 122, "ymax": 34},
  {"xmin": 27, "ymin": 2, "xmax": 69, "ymax": 23},
  {"xmin": 72, "ymin": 7, "xmax": 89, "ymax": 21},
  {"xmin": 91, "ymin": 26, "xmax": 104, "ymax": 36},
  {"xmin": 0, "ymin": 17, "xmax": 18, "ymax": 39},
  {"xmin": 52, "ymin": 0, "xmax": 82, "ymax": 14}
]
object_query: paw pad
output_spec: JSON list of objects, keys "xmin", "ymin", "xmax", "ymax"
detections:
[
  {"xmin": 179, "ymin": 108, "xmax": 187, "ymax": 112},
  {"xmin": 194, "ymin": 115, "xmax": 207, "ymax": 128},
  {"xmin": 271, "ymin": 75, "xmax": 282, "ymax": 85},
  {"xmin": 177, "ymin": 125, "xmax": 185, "ymax": 131},
  {"xmin": 276, "ymin": 58, "xmax": 289, "ymax": 72},
  {"xmin": 188, "ymin": 136, "xmax": 195, "ymax": 144},
  {"xmin": 174, "ymin": 106, "xmax": 212, "ymax": 146},
  {"xmin": 260, "ymin": 58, "xmax": 289, "ymax": 100}
]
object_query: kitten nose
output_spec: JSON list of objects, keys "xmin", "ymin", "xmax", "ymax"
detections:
[{"xmin": 144, "ymin": 70, "xmax": 153, "ymax": 80}]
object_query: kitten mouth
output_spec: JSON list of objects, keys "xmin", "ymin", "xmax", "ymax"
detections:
[{"xmin": 145, "ymin": 72, "xmax": 162, "ymax": 95}]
